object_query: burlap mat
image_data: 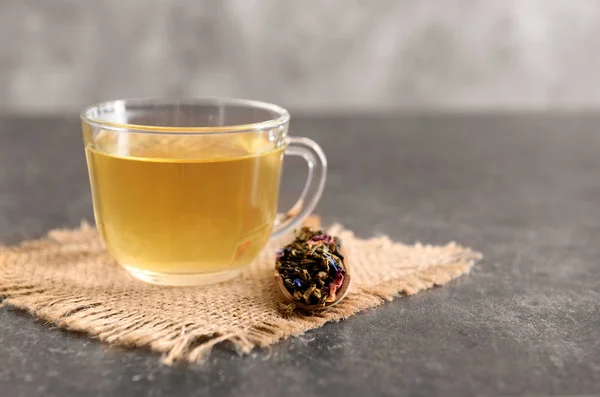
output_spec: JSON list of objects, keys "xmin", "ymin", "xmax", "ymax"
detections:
[{"xmin": 0, "ymin": 217, "xmax": 481, "ymax": 364}]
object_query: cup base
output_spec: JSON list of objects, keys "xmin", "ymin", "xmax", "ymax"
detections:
[{"xmin": 123, "ymin": 265, "xmax": 242, "ymax": 286}]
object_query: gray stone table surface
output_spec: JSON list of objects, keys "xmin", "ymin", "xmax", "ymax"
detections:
[{"xmin": 0, "ymin": 113, "xmax": 599, "ymax": 396}]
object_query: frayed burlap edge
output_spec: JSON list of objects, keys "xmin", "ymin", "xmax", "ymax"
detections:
[{"xmin": 0, "ymin": 220, "xmax": 481, "ymax": 364}]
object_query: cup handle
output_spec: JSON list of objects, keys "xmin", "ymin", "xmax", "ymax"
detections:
[{"xmin": 271, "ymin": 136, "xmax": 327, "ymax": 239}]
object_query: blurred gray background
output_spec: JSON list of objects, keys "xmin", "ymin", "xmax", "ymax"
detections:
[{"xmin": 2, "ymin": 0, "xmax": 600, "ymax": 113}]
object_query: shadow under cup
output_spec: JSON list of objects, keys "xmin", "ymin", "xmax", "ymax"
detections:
[{"xmin": 81, "ymin": 98, "xmax": 327, "ymax": 286}]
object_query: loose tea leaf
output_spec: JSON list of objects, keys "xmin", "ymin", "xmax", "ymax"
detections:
[{"xmin": 275, "ymin": 227, "xmax": 346, "ymax": 306}]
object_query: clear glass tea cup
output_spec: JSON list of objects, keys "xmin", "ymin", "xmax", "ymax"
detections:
[{"xmin": 81, "ymin": 98, "xmax": 326, "ymax": 286}]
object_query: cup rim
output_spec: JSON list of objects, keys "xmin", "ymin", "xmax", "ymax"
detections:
[{"xmin": 80, "ymin": 97, "xmax": 290, "ymax": 135}]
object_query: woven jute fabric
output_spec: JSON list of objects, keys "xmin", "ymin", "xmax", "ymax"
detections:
[{"xmin": 0, "ymin": 218, "xmax": 481, "ymax": 364}]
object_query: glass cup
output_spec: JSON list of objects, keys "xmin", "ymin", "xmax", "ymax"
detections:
[{"xmin": 81, "ymin": 98, "xmax": 326, "ymax": 286}]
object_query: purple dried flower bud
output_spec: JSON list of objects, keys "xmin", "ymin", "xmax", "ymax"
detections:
[{"xmin": 292, "ymin": 278, "xmax": 305, "ymax": 288}]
